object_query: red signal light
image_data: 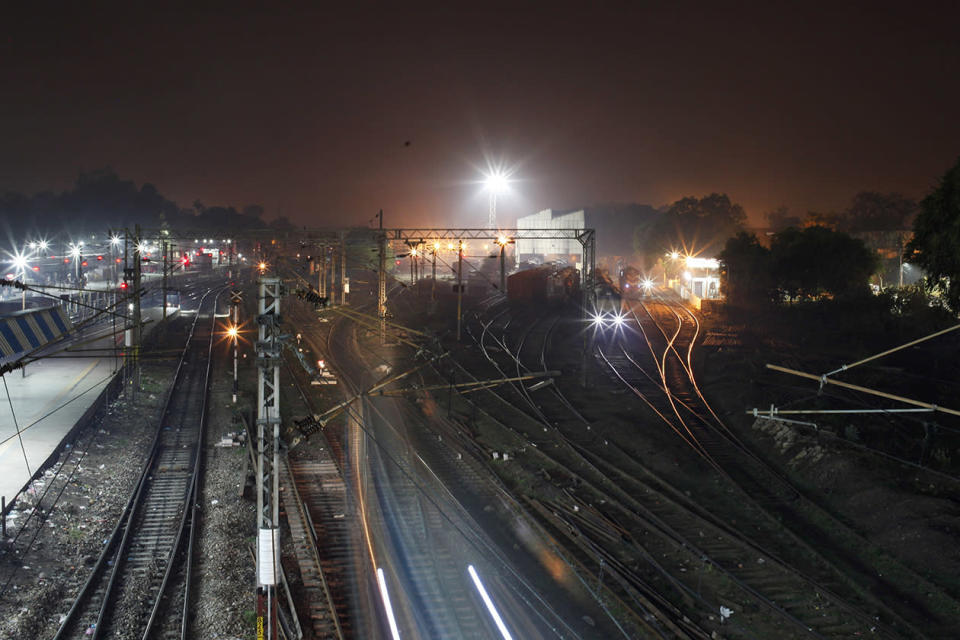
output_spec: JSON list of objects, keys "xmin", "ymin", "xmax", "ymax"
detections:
[
  {"xmin": 97, "ymin": 255, "xmax": 103, "ymax": 261},
  {"xmin": 81, "ymin": 260, "xmax": 88, "ymax": 267},
  {"xmin": 120, "ymin": 282, "xmax": 128, "ymax": 290},
  {"xmin": 64, "ymin": 258, "xmax": 70, "ymax": 264},
  {"xmin": 32, "ymin": 266, "xmax": 40, "ymax": 272},
  {"xmin": 115, "ymin": 258, "xmax": 122, "ymax": 263}
]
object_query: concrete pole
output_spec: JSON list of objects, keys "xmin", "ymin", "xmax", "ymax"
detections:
[
  {"xmin": 340, "ymin": 232, "xmax": 346, "ymax": 306},
  {"xmin": 318, "ymin": 246, "xmax": 325, "ymax": 297},
  {"xmin": 457, "ymin": 243, "xmax": 463, "ymax": 341},
  {"xmin": 500, "ymin": 243, "xmax": 506, "ymax": 294},
  {"xmin": 133, "ymin": 225, "xmax": 142, "ymax": 393},
  {"xmin": 232, "ymin": 302, "xmax": 238, "ymax": 403},
  {"xmin": 377, "ymin": 212, "xmax": 386, "ymax": 345},
  {"xmin": 162, "ymin": 239, "xmax": 168, "ymax": 320}
]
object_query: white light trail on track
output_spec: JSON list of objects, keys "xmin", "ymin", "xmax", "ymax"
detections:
[
  {"xmin": 377, "ymin": 567, "xmax": 402, "ymax": 640},
  {"xmin": 468, "ymin": 564, "xmax": 513, "ymax": 640}
]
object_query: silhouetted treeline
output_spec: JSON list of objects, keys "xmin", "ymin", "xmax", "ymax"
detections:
[
  {"xmin": 633, "ymin": 193, "xmax": 746, "ymax": 263},
  {"xmin": 0, "ymin": 168, "xmax": 283, "ymax": 238},
  {"xmin": 764, "ymin": 191, "xmax": 917, "ymax": 233},
  {"xmin": 719, "ymin": 226, "xmax": 879, "ymax": 304}
]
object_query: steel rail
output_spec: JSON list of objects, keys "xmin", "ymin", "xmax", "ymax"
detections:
[{"xmin": 52, "ymin": 284, "xmax": 224, "ymax": 640}]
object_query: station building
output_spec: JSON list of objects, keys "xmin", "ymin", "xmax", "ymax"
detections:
[{"xmin": 515, "ymin": 205, "xmax": 658, "ymax": 269}]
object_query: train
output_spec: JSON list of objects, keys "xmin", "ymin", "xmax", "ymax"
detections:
[
  {"xmin": 619, "ymin": 266, "xmax": 641, "ymax": 299},
  {"xmin": 507, "ymin": 264, "xmax": 580, "ymax": 304}
]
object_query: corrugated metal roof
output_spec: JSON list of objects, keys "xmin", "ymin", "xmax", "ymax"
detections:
[{"xmin": 0, "ymin": 306, "xmax": 73, "ymax": 359}]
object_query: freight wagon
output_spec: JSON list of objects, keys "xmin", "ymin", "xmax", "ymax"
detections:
[{"xmin": 507, "ymin": 264, "xmax": 580, "ymax": 304}]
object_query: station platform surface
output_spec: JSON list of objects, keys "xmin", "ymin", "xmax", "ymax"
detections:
[{"xmin": 0, "ymin": 305, "xmax": 163, "ymax": 509}]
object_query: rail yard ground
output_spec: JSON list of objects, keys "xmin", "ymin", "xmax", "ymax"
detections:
[
  {"xmin": 3, "ymin": 276, "xmax": 958, "ymax": 639},
  {"xmin": 380, "ymin": 284, "xmax": 960, "ymax": 638},
  {"xmin": 0, "ymin": 324, "xmax": 180, "ymax": 637}
]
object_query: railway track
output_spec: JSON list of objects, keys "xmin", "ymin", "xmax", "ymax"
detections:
[
  {"xmin": 616, "ymin": 293, "xmax": 960, "ymax": 635},
  {"xmin": 458, "ymin": 302, "xmax": 920, "ymax": 638},
  {"xmin": 52, "ymin": 286, "xmax": 222, "ymax": 640},
  {"xmin": 280, "ymin": 456, "xmax": 347, "ymax": 639}
]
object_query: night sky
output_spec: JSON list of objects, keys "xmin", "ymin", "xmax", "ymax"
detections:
[{"xmin": 3, "ymin": 3, "xmax": 959, "ymax": 228}]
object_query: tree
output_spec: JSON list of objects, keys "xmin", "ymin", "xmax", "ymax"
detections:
[
  {"xmin": 842, "ymin": 191, "xmax": 917, "ymax": 232},
  {"xmin": 771, "ymin": 226, "xmax": 879, "ymax": 300},
  {"xmin": 718, "ymin": 232, "xmax": 772, "ymax": 305},
  {"xmin": 243, "ymin": 204, "xmax": 265, "ymax": 219},
  {"xmin": 905, "ymin": 156, "xmax": 960, "ymax": 310},
  {"xmin": 802, "ymin": 210, "xmax": 842, "ymax": 229},
  {"xmin": 644, "ymin": 193, "xmax": 746, "ymax": 257},
  {"xmin": 765, "ymin": 205, "xmax": 801, "ymax": 231}
]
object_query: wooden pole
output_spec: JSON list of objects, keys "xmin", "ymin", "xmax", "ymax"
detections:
[{"xmin": 766, "ymin": 363, "xmax": 960, "ymax": 417}]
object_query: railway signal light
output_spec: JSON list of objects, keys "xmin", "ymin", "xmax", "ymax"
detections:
[{"xmin": 97, "ymin": 255, "xmax": 103, "ymax": 261}]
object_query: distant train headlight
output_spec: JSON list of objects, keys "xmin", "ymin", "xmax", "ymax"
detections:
[
  {"xmin": 612, "ymin": 313, "xmax": 625, "ymax": 327},
  {"xmin": 591, "ymin": 313, "xmax": 605, "ymax": 327}
]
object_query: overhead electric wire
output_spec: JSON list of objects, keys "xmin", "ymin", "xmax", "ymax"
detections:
[{"xmin": 2, "ymin": 375, "xmax": 32, "ymax": 478}]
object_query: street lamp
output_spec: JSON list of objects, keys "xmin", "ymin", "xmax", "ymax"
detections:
[
  {"xmin": 226, "ymin": 324, "xmax": 239, "ymax": 403},
  {"xmin": 483, "ymin": 169, "xmax": 510, "ymax": 229},
  {"xmin": 7, "ymin": 248, "xmax": 32, "ymax": 309}
]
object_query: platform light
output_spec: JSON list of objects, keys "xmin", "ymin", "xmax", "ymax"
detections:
[
  {"xmin": 38, "ymin": 240, "xmax": 48, "ymax": 252},
  {"xmin": 10, "ymin": 251, "xmax": 29, "ymax": 272},
  {"xmin": 110, "ymin": 235, "xmax": 121, "ymax": 246},
  {"xmin": 226, "ymin": 325, "xmax": 238, "ymax": 339},
  {"xmin": 433, "ymin": 241, "xmax": 441, "ymax": 251}
]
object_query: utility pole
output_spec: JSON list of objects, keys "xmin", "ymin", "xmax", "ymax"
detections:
[
  {"xmin": 132, "ymin": 225, "xmax": 142, "ymax": 392},
  {"xmin": 431, "ymin": 244, "xmax": 437, "ymax": 305},
  {"xmin": 318, "ymin": 245, "xmax": 326, "ymax": 297},
  {"xmin": 330, "ymin": 249, "xmax": 338, "ymax": 305},
  {"xmin": 377, "ymin": 211, "xmax": 387, "ymax": 345},
  {"xmin": 162, "ymin": 239, "xmax": 168, "ymax": 320},
  {"xmin": 230, "ymin": 288, "xmax": 243, "ymax": 403},
  {"xmin": 339, "ymin": 231, "xmax": 346, "ymax": 306},
  {"xmin": 456, "ymin": 241, "xmax": 464, "ymax": 341},
  {"xmin": 255, "ymin": 277, "xmax": 282, "ymax": 640}
]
